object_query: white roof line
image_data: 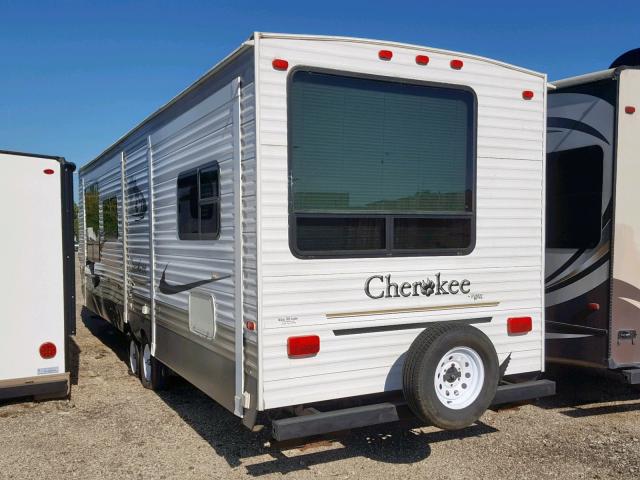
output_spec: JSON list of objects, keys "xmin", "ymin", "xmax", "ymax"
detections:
[
  {"xmin": 551, "ymin": 68, "xmax": 616, "ymax": 89},
  {"xmin": 255, "ymin": 32, "xmax": 545, "ymax": 78}
]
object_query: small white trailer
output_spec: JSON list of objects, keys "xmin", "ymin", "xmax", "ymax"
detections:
[
  {"xmin": 0, "ymin": 150, "xmax": 76, "ymax": 401},
  {"xmin": 78, "ymin": 33, "xmax": 554, "ymax": 439}
]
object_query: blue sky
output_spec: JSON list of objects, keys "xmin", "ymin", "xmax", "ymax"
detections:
[{"xmin": 1, "ymin": 0, "xmax": 639, "ymax": 185}]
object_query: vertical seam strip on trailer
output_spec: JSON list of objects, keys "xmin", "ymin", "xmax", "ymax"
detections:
[
  {"xmin": 81, "ymin": 177, "xmax": 87, "ymax": 303},
  {"xmin": 120, "ymin": 152, "xmax": 129, "ymax": 327},
  {"xmin": 233, "ymin": 76, "xmax": 245, "ymax": 416},
  {"xmin": 541, "ymin": 74, "xmax": 548, "ymax": 369},
  {"xmin": 147, "ymin": 136, "xmax": 157, "ymax": 354},
  {"xmin": 253, "ymin": 33, "xmax": 264, "ymax": 410}
]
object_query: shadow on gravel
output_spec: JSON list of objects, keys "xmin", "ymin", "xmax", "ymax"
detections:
[
  {"xmin": 156, "ymin": 376, "xmax": 498, "ymax": 476},
  {"xmin": 538, "ymin": 367, "xmax": 640, "ymax": 418},
  {"xmin": 80, "ymin": 307, "xmax": 506, "ymax": 474},
  {"xmin": 81, "ymin": 306, "xmax": 129, "ymax": 364}
]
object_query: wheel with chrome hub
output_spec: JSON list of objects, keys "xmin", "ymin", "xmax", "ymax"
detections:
[
  {"xmin": 403, "ymin": 323, "xmax": 499, "ymax": 430},
  {"xmin": 139, "ymin": 336, "xmax": 169, "ymax": 391},
  {"xmin": 128, "ymin": 338, "xmax": 141, "ymax": 377}
]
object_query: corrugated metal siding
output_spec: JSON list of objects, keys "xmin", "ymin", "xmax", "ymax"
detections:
[
  {"xmin": 256, "ymin": 37, "xmax": 546, "ymax": 409},
  {"xmin": 150, "ymin": 80, "xmax": 238, "ymax": 363},
  {"xmin": 124, "ymin": 143, "xmax": 152, "ymax": 317}
]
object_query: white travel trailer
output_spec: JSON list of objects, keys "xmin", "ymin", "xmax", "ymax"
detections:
[
  {"xmin": 545, "ymin": 49, "xmax": 640, "ymax": 383},
  {"xmin": 78, "ymin": 33, "xmax": 554, "ymax": 440},
  {"xmin": 0, "ymin": 150, "xmax": 75, "ymax": 401}
]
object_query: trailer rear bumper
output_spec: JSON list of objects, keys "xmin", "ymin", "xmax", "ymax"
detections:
[
  {"xmin": 271, "ymin": 379, "xmax": 556, "ymax": 441},
  {"xmin": 0, "ymin": 372, "xmax": 70, "ymax": 401}
]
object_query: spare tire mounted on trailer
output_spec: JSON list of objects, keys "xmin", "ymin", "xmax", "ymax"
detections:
[{"xmin": 403, "ymin": 323, "xmax": 499, "ymax": 430}]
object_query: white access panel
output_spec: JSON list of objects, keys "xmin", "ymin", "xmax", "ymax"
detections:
[{"xmin": 0, "ymin": 153, "xmax": 66, "ymax": 381}]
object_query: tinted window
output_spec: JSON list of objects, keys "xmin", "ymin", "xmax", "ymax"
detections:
[
  {"xmin": 177, "ymin": 163, "xmax": 220, "ymax": 240},
  {"xmin": 289, "ymin": 70, "xmax": 475, "ymax": 257},
  {"xmin": 546, "ymin": 145, "xmax": 603, "ymax": 249},
  {"xmin": 84, "ymin": 184, "xmax": 100, "ymax": 262},
  {"xmin": 102, "ymin": 196, "xmax": 118, "ymax": 241}
]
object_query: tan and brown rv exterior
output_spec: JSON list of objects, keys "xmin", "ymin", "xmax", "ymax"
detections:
[{"xmin": 545, "ymin": 49, "xmax": 640, "ymax": 381}]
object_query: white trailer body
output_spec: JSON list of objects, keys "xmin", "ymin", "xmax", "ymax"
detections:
[
  {"xmin": 0, "ymin": 150, "xmax": 75, "ymax": 400},
  {"xmin": 79, "ymin": 33, "xmax": 552, "ymax": 438}
]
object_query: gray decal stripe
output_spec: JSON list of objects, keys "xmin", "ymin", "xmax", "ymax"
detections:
[
  {"xmin": 545, "ymin": 248, "xmax": 586, "ymax": 284},
  {"xmin": 545, "ymin": 253, "xmax": 610, "ymax": 294},
  {"xmin": 547, "ymin": 117, "xmax": 610, "ymax": 145},
  {"xmin": 332, "ymin": 317, "xmax": 492, "ymax": 336}
]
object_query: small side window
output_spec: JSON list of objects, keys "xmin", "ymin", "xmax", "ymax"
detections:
[
  {"xmin": 102, "ymin": 196, "xmax": 119, "ymax": 241},
  {"xmin": 84, "ymin": 184, "xmax": 100, "ymax": 262},
  {"xmin": 177, "ymin": 162, "xmax": 220, "ymax": 240}
]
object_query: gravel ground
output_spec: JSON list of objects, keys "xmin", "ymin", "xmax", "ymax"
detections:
[{"xmin": 2, "ymin": 268, "xmax": 640, "ymax": 479}]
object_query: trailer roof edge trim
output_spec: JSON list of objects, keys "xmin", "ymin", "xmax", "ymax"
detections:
[
  {"xmin": 80, "ymin": 39, "xmax": 254, "ymax": 173},
  {"xmin": 552, "ymin": 68, "xmax": 617, "ymax": 89},
  {"xmin": 254, "ymin": 32, "xmax": 546, "ymax": 78}
]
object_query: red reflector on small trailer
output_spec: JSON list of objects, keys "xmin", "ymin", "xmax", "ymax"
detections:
[
  {"xmin": 450, "ymin": 59, "xmax": 463, "ymax": 70},
  {"xmin": 378, "ymin": 50, "xmax": 393, "ymax": 61},
  {"xmin": 287, "ymin": 335, "xmax": 320, "ymax": 358},
  {"xmin": 522, "ymin": 90, "xmax": 534, "ymax": 100},
  {"xmin": 416, "ymin": 55, "xmax": 430, "ymax": 65},
  {"xmin": 272, "ymin": 59, "xmax": 289, "ymax": 71},
  {"xmin": 39, "ymin": 342, "xmax": 57, "ymax": 359},
  {"xmin": 625, "ymin": 106, "xmax": 636, "ymax": 114},
  {"xmin": 245, "ymin": 321, "xmax": 256, "ymax": 331},
  {"xmin": 43, "ymin": 169, "xmax": 55, "ymax": 175},
  {"xmin": 507, "ymin": 317, "xmax": 532, "ymax": 335}
]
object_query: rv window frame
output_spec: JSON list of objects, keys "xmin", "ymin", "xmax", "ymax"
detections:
[
  {"xmin": 101, "ymin": 195, "xmax": 119, "ymax": 242},
  {"xmin": 84, "ymin": 182, "xmax": 101, "ymax": 262},
  {"xmin": 286, "ymin": 66, "xmax": 478, "ymax": 259},
  {"xmin": 176, "ymin": 161, "xmax": 221, "ymax": 241}
]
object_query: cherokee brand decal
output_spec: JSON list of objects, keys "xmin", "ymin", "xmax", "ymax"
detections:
[
  {"xmin": 129, "ymin": 179, "xmax": 148, "ymax": 222},
  {"xmin": 364, "ymin": 273, "xmax": 471, "ymax": 299}
]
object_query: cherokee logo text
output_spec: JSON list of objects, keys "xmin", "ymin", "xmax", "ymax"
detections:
[{"xmin": 364, "ymin": 273, "xmax": 471, "ymax": 299}]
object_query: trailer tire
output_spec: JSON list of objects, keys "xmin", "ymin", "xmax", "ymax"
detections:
[
  {"xmin": 403, "ymin": 323, "xmax": 499, "ymax": 430},
  {"xmin": 139, "ymin": 338, "xmax": 168, "ymax": 391},
  {"xmin": 128, "ymin": 337, "xmax": 141, "ymax": 378}
]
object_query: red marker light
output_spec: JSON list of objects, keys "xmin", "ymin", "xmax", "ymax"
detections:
[
  {"xmin": 272, "ymin": 59, "xmax": 289, "ymax": 71},
  {"xmin": 522, "ymin": 90, "xmax": 534, "ymax": 100},
  {"xmin": 625, "ymin": 106, "xmax": 636, "ymax": 114},
  {"xmin": 507, "ymin": 317, "xmax": 532, "ymax": 335},
  {"xmin": 245, "ymin": 321, "xmax": 256, "ymax": 331},
  {"xmin": 416, "ymin": 55, "xmax": 430, "ymax": 65},
  {"xmin": 450, "ymin": 59, "xmax": 464, "ymax": 70},
  {"xmin": 287, "ymin": 335, "xmax": 320, "ymax": 358},
  {"xmin": 587, "ymin": 303, "xmax": 600, "ymax": 311},
  {"xmin": 43, "ymin": 169, "xmax": 55, "ymax": 175},
  {"xmin": 378, "ymin": 50, "xmax": 393, "ymax": 61},
  {"xmin": 39, "ymin": 342, "xmax": 57, "ymax": 359}
]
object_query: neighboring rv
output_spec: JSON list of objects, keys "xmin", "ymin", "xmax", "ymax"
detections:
[
  {"xmin": 0, "ymin": 150, "xmax": 75, "ymax": 401},
  {"xmin": 545, "ymin": 49, "xmax": 640, "ymax": 384},
  {"xmin": 78, "ymin": 32, "xmax": 553, "ymax": 440}
]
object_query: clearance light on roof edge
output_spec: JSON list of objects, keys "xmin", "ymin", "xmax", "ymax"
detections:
[
  {"xmin": 287, "ymin": 335, "xmax": 320, "ymax": 358},
  {"xmin": 416, "ymin": 55, "xmax": 430, "ymax": 65},
  {"xmin": 522, "ymin": 90, "xmax": 535, "ymax": 100},
  {"xmin": 43, "ymin": 169, "xmax": 55, "ymax": 175},
  {"xmin": 272, "ymin": 59, "xmax": 289, "ymax": 71},
  {"xmin": 450, "ymin": 59, "xmax": 463, "ymax": 70},
  {"xmin": 378, "ymin": 50, "xmax": 393, "ymax": 61},
  {"xmin": 507, "ymin": 317, "xmax": 532, "ymax": 335},
  {"xmin": 625, "ymin": 106, "xmax": 636, "ymax": 114}
]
